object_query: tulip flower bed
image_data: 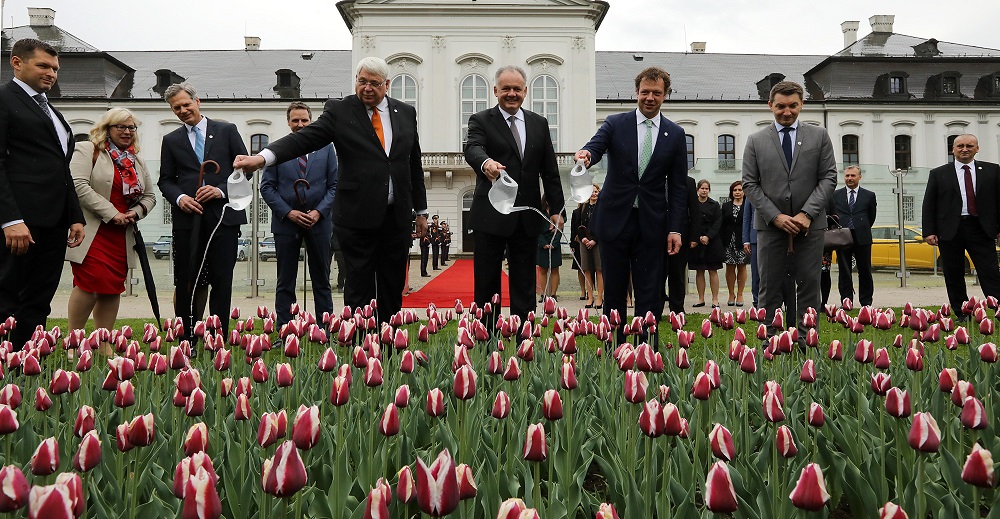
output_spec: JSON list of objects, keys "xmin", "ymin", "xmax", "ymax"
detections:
[{"xmin": 0, "ymin": 296, "xmax": 999, "ymax": 518}]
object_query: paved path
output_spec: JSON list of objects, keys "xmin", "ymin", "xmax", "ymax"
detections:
[{"xmin": 46, "ymin": 259, "xmax": 969, "ymax": 320}]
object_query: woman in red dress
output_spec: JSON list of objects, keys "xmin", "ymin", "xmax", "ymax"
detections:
[{"xmin": 66, "ymin": 108, "xmax": 156, "ymax": 354}]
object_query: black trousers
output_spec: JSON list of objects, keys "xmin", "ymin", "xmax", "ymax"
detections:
[
  {"xmin": 419, "ymin": 243, "xmax": 431, "ymax": 275},
  {"xmin": 599, "ymin": 208, "xmax": 666, "ymax": 344},
  {"xmin": 173, "ymin": 221, "xmax": 239, "ymax": 338},
  {"xmin": 274, "ymin": 230, "xmax": 333, "ymax": 325},
  {"xmin": 335, "ymin": 209, "xmax": 409, "ymax": 323},
  {"xmin": 431, "ymin": 243, "xmax": 440, "ymax": 269},
  {"xmin": 837, "ymin": 234, "xmax": 874, "ymax": 306},
  {"xmin": 442, "ymin": 245, "xmax": 450, "ymax": 263},
  {"xmin": 939, "ymin": 217, "xmax": 1000, "ymax": 311},
  {"xmin": 0, "ymin": 224, "xmax": 68, "ymax": 349},
  {"xmin": 474, "ymin": 227, "xmax": 536, "ymax": 324},
  {"xmin": 663, "ymin": 239, "xmax": 689, "ymax": 315}
]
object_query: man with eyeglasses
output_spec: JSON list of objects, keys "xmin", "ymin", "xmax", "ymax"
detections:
[
  {"xmin": 0, "ymin": 38, "xmax": 84, "ymax": 350},
  {"xmin": 923, "ymin": 134, "xmax": 1000, "ymax": 317},
  {"xmin": 158, "ymin": 82, "xmax": 249, "ymax": 346},
  {"xmin": 235, "ymin": 57, "xmax": 427, "ymax": 323}
]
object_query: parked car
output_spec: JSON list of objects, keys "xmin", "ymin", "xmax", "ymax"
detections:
[
  {"xmin": 151, "ymin": 236, "xmax": 172, "ymax": 259},
  {"xmin": 834, "ymin": 225, "xmax": 998, "ymax": 272},
  {"xmin": 258, "ymin": 237, "xmax": 305, "ymax": 261},
  {"xmin": 259, "ymin": 237, "xmax": 277, "ymax": 261},
  {"xmin": 236, "ymin": 238, "xmax": 250, "ymax": 262}
]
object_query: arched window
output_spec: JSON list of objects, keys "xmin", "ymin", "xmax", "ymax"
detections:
[
  {"xmin": 718, "ymin": 134, "xmax": 736, "ymax": 170},
  {"xmin": 947, "ymin": 134, "xmax": 958, "ymax": 163},
  {"xmin": 250, "ymin": 134, "xmax": 269, "ymax": 155},
  {"xmin": 460, "ymin": 74, "xmax": 489, "ymax": 148},
  {"xmin": 530, "ymin": 75, "xmax": 559, "ymax": 148},
  {"xmin": 390, "ymin": 74, "xmax": 418, "ymax": 107},
  {"xmin": 685, "ymin": 135, "xmax": 695, "ymax": 170},
  {"xmin": 842, "ymin": 134, "xmax": 859, "ymax": 165},
  {"xmin": 894, "ymin": 135, "xmax": 912, "ymax": 170}
]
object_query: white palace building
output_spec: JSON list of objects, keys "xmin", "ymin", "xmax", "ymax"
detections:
[{"xmin": 2, "ymin": 2, "xmax": 999, "ymax": 255}]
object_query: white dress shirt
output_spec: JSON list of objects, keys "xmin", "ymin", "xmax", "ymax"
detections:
[
  {"xmin": 773, "ymin": 120, "xmax": 799, "ymax": 156},
  {"xmin": 635, "ymin": 108, "xmax": 659, "ymax": 166},
  {"xmin": 176, "ymin": 116, "xmax": 223, "ymax": 205},
  {"xmin": 956, "ymin": 160, "xmax": 977, "ymax": 216},
  {"xmin": 480, "ymin": 107, "xmax": 525, "ymax": 171}
]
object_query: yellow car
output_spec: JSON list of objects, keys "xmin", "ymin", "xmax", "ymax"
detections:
[{"xmin": 835, "ymin": 225, "xmax": 997, "ymax": 272}]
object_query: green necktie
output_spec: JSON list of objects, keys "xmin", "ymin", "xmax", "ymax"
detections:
[
  {"xmin": 639, "ymin": 119, "xmax": 653, "ymax": 174},
  {"xmin": 636, "ymin": 119, "xmax": 653, "ymax": 207}
]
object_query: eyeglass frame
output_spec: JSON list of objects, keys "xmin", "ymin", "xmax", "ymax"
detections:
[
  {"xmin": 111, "ymin": 124, "xmax": 138, "ymax": 132},
  {"xmin": 355, "ymin": 78, "xmax": 387, "ymax": 88}
]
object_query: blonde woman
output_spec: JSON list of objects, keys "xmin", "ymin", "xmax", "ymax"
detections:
[{"xmin": 66, "ymin": 108, "xmax": 156, "ymax": 353}]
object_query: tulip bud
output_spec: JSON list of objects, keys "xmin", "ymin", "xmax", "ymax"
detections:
[
  {"xmin": 114, "ymin": 381, "xmax": 136, "ymax": 408},
  {"xmin": 789, "ymin": 463, "xmax": 831, "ymax": 511},
  {"xmin": 0, "ymin": 465, "xmax": 28, "ymax": 512},
  {"xmin": 453, "ymin": 365, "xmax": 477, "ymax": 400},
  {"xmin": 186, "ymin": 387, "xmax": 207, "ymax": 417},
  {"xmin": 981, "ymin": 343, "xmax": 999, "ymax": 363},
  {"xmin": 330, "ymin": 376, "xmax": 350, "ymax": 407},
  {"xmin": 739, "ymin": 348, "xmax": 757, "ymax": 374},
  {"xmin": 455, "ymin": 463, "xmax": 477, "ymax": 500},
  {"xmin": 775, "ymin": 425, "xmax": 797, "ymax": 458},
  {"xmin": 426, "ymin": 388, "xmax": 446, "ymax": 417},
  {"xmin": 415, "ymin": 450, "xmax": 459, "ymax": 516},
  {"xmin": 33, "ymin": 388, "xmax": 51, "ymax": 412},
  {"xmin": 874, "ymin": 347, "xmax": 891, "ymax": 369},
  {"xmin": 709, "ymin": 423, "xmax": 735, "ymax": 461},
  {"xmin": 379, "ymin": 403, "xmax": 400, "ymax": 437},
  {"xmin": 27, "ymin": 482, "xmax": 74, "ymax": 519},
  {"xmin": 127, "ymin": 413, "xmax": 155, "ymax": 447},
  {"xmin": 939, "ymin": 368, "xmax": 958, "ymax": 393},
  {"xmin": 961, "ymin": 443, "xmax": 995, "ymax": 488},
  {"xmin": 952, "ymin": 380, "xmax": 976, "ymax": 407},
  {"xmin": 397, "ymin": 465, "xmax": 415, "ymax": 503},
  {"xmin": 523, "ymin": 423, "xmax": 547, "ymax": 462},
  {"xmin": 704, "ymin": 461, "xmax": 738, "ymax": 513},
  {"xmin": 184, "ymin": 423, "xmax": 210, "ymax": 456},
  {"xmin": 492, "ymin": 391, "xmax": 511, "ymax": 420},
  {"xmin": 871, "ymin": 372, "xmax": 892, "ymax": 396},
  {"xmin": 762, "ymin": 389, "xmax": 785, "ymax": 422},
  {"xmin": 806, "ymin": 402, "xmax": 825, "ymax": 427},
  {"xmin": 262, "ymin": 441, "xmax": 308, "ymax": 498},
  {"xmin": 542, "ymin": 390, "xmax": 564, "ymax": 421},
  {"xmin": 29, "ymin": 437, "xmax": 59, "ymax": 476},
  {"xmin": 961, "ymin": 396, "xmax": 989, "ymax": 430},
  {"xmin": 878, "ymin": 502, "xmax": 908, "ymax": 519},
  {"xmin": 908, "ymin": 412, "xmax": 941, "ymax": 452},
  {"xmin": 884, "ymin": 387, "xmax": 911, "ymax": 418},
  {"xmin": 362, "ymin": 483, "xmax": 390, "ymax": 519},
  {"xmin": 72, "ymin": 430, "xmax": 102, "ymax": 472}
]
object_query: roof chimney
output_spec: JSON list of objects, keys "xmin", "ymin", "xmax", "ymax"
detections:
[
  {"xmin": 245, "ymin": 36, "xmax": 261, "ymax": 51},
  {"xmin": 690, "ymin": 42, "xmax": 706, "ymax": 53},
  {"xmin": 841, "ymin": 21, "xmax": 860, "ymax": 48},
  {"xmin": 27, "ymin": 8, "xmax": 56, "ymax": 27},
  {"xmin": 869, "ymin": 15, "xmax": 895, "ymax": 33}
]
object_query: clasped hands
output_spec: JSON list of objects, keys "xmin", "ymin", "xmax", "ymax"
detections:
[
  {"xmin": 178, "ymin": 186, "xmax": 224, "ymax": 215},
  {"xmin": 773, "ymin": 212, "xmax": 812, "ymax": 236},
  {"xmin": 287, "ymin": 209, "xmax": 321, "ymax": 229}
]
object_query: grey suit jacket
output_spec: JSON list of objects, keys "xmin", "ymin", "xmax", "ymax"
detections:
[{"xmin": 741, "ymin": 122, "xmax": 838, "ymax": 232}]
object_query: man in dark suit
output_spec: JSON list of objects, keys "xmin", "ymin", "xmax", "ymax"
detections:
[
  {"xmin": 0, "ymin": 39, "xmax": 84, "ymax": 349},
  {"xmin": 576, "ymin": 66, "xmax": 688, "ymax": 345},
  {"xmin": 829, "ymin": 165, "xmax": 876, "ymax": 306},
  {"xmin": 742, "ymin": 81, "xmax": 838, "ymax": 338},
  {"xmin": 742, "ymin": 201, "xmax": 759, "ymax": 307},
  {"xmin": 464, "ymin": 65, "xmax": 564, "ymax": 323},
  {"xmin": 260, "ymin": 101, "xmax": 338, "ymax": 325},
  {"xmin": 922, "ymin": 134, "xmax": 1000, "ymax": 314},
  {"xmin": 158, "ymin": 82, "xmax": 249, "ymax": 341},
  {"xmin": 663, "ymin": 175, "xmax": 699, "ymax": 315},
  {"xmin": 235, "ymin": 57, "xmax": 428, "ymax": 322}
]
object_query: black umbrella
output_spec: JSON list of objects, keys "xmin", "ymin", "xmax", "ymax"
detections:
[
  {"xmin": 294, "ymin": 179, "xmax": 316, "ymax": 309},
  {"xmin": 131, "ymin": 226, "xmax": 162, "ymax": 330},
  {"xmin": 186, "ymin": 160, "xmax": 221, "ymax": 340}
]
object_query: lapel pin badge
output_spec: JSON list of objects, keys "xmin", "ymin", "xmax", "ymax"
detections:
[
  {"xmin": 797, "ymin": 142, "xmax": 802, "ymax": 145},
  {"xmin": 664, "ymin": 132, "xmax": 668, "ymax": 136},
  {"xmin": 209, "ymin": 135, "xmax": 214, "ymax": 139}
]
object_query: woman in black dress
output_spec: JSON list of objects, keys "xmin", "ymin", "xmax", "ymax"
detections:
[
  {"xmin": 689, "ymin": 179, "xmax": 724, "ymax": 308},
  {"xmin": 576, "ymin": 184, "xmax": 603, "ymax": 308},
  {"xmin": 720, "ymin": 181, "xmax": 749, "ymax": 306}
]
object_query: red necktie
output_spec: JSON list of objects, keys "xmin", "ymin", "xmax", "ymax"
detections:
[{"xmin": 964, "ymin": 164, "xmax": 977, "ymax": 216}]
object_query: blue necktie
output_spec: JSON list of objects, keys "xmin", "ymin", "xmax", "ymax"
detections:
[
  {"xmin": 780, "ymin": 126, "xmax": 793, "ymax": 169},
  {"xmin": 192, "ymin": 126, "xmax": 205, "ymax": 163},
  {"xmin": 847, "ymin": 190, "xmax": 856, "ymax": 229}
]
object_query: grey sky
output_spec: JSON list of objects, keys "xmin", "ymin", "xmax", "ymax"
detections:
[{"xmin": 2, "ymin": 0, "xmax": 998, "ymax": 56}]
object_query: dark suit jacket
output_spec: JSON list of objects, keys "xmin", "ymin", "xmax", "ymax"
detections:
[
  {"xmin": 830, "ymin": 186, "xmax": 876, "ymax": 244},
  {"xmin": 0, "ymin": 80, "xmax": 82, "ymax": 228},
  {"xmin": 260, "ymin": 143, "xmax": 338, "ymax": 236},
  {"xmin": 464, "ymin": 106, "xmax": 563, "ymax": 237},
  {"xmin": 923, "ymin": 161, "xmax": 1000, "ymax": 241},
  {"xmin": 742, "ymin": 201, "xmax": 757, "ymax": 245},
  {"xmin": 680, "ymin": 176, "xmax": 700, "ymax": 242},
  {"xmin": 581, "ymin": 110, "xmax": 688, "ymax": 240},
  {"xmin": 158, "ymin": 118, "xmax": 249, "ymax": 229},
  {"xmin": 265, "ymin": 95, "xmax": 426, "ymax": 231}
]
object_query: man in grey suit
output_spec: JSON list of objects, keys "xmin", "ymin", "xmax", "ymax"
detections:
[{"xmin": 742, "ymin": 81, "xmax": 837, "ymax": 338}]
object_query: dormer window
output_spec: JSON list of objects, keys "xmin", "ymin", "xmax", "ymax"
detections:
[
  {"xmin": 994, "ymin": 74, "xmax": 1000, "ymax": 93},
  {"xmin": 154, "ymin": 69, "xmax": 185, "ymax": 95},
  {"xmin": 273, "ymin": 69, "xmax": 301, "ymax": 99},
  {"xmin": 942, "ymin": 76, "xmax": 958, "ymax": 95},
  {"xmin": 889, "ymin": 76, "xmax": 905, "ymax": 95}
]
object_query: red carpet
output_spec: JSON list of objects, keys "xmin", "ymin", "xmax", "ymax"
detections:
[{"xmin": 403, "ymin": 259, "xmax": 508, "ymax": 309}]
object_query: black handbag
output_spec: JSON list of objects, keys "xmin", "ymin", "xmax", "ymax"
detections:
[{"xmin": 824, "ymin": 215, "xmax": 853, "ymax": 252}]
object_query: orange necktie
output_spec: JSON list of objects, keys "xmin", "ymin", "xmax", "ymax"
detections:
[{"xmin": 371, "ymin": 108, "xmax": 386, "ymax": 151}]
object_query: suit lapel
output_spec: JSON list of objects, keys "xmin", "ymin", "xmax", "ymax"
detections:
[
  {"xmin": 202, "ymin": 119, "xmax": 216, "ymax": 161},
  {"xmin": 642, "ymin": 115, "xmax": 671, "ymax": 178},
  {"xmin": 386, "ymin": 98, "xmax": 401, "ymax": 157},
  {"xmin": 766, "ymin": 125, "xmax": 788, "ymax": 174},
  {"xmin": 10, "ymin": 82, "xmax": 63, "ymax": 149},
  {"xmin": 623, "ymin": 113, "xmax": 639, "ymax": 174},
  {"xmin": 490, "ymin": 107, "xmax": 520, "ymax": 162},
  {"xmin": 352, "ymin": 97, "xmax": 387, "ymax": 156}
]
